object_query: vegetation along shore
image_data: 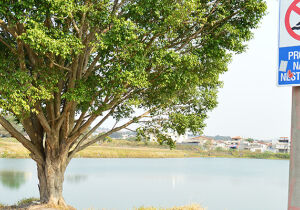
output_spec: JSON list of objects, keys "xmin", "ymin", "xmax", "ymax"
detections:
[
  {"xmin": 0, "ymin": 197, "xmax": 204, "ymax": 210},
  {"xmin": 0, "ymin": 138, "xmax": 289, "ymax": 160}
]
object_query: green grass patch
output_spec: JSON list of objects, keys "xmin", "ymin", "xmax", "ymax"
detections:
[{"xmin": 17, "ymin": 197, "xmax": 39, "ymax": 206}]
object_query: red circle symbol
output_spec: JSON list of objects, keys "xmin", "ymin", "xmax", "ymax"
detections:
[{"xmin": 285, "ymin": 0, "xmax": 300, "ymax": 40}]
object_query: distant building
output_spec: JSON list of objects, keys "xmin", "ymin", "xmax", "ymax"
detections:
[
  {"xmin": 181, "ymin": 136, "xmax": 213, "ymax": 147},
  {"xmin": 249, "ymin": 142, "xmax": 267, "ymax": 153},
  {"xmin": 231, "ymin": 136, "xmax": 242, "ymax": 140},
  {"xmin": 274, "ymin": 137, "xmax": 290, "ymax": 153},
  {"xmin": 226, "ymin": 136, "xmax": 243, "ymax": 149},
  {"xmin": 239, "ymin": 139, "xmax": 268, "ymax": 152}
]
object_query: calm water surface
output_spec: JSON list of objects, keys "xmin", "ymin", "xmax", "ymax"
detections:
[{"xmin": 0, "ymin": 158, "xmax": 288, "ymax": 210}]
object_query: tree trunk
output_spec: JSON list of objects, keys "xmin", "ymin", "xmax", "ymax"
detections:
[{"xmin": 36, "ymin": 156, "xmax": 68, "ymax": 207}]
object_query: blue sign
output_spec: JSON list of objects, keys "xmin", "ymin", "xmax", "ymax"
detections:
[
  {"xmin": 278, "ymin": 0, "xmax": 300, "ymax": 86},
  {"xmin": 278, "ymin": 46, "xmax": 300, "ymax": 86}
]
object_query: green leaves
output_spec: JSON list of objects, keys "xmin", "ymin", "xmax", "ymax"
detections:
[
  {"xmin": 20, "ymin": 20, "xmax": 84, "ymax": 58},
  {"xmin": 0, "ymin": 70, "xmax": 53, "ymax": 116},
  {"xmin": 0, "ymin": 0, "xmax": 267, "ymax": 147}
]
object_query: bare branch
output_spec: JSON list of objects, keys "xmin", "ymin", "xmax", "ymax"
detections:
[
  {"xmin": 70, "ymin": 110, "xmax": 150, "ymax": 156},
  {"xmin": 68, "ymin": 107, "xmax": 116, "ymax": 158},
  {"xmin": 124, "ymin": 127, "xmax": 136, "ymax": 132}
]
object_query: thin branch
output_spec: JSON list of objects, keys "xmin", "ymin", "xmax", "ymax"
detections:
[
  {"xmin": 52, "ymin": 62, "xmax": 72, "ymax": 72},
  {"xmin": 83, "ymin": 53, "xmax": 101, "ymax": 78},
  {"xmin": 71, "ymin": 110, "xmax": 150, "ymax": 155},
  {"xmin": 70, "ymin": 14, "xmax": 80, "ymax": 35},
  {"xmin": 0, "ymin": 35, "xmax": 16, "ymax": 54},
  {"xmin": 111, "ymin": 120, "xmax": 118, "ymax": 130},
  {"xmin": 124, "ymin": 127, "xmax": 136, "ymax": 132},
  {"xmin": 68, "ymin": 107, "xmax": 116, "ymax": 156}
]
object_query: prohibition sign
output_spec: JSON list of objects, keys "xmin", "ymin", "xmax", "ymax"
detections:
[{"xmin": 285, "ymin": 0, "xmax": 300, "ymax": 40}]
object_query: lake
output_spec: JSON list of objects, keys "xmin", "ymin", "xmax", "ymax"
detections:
[{"xmin": 0, "ymin": 158, "xmax": 289, "ymax": 210}]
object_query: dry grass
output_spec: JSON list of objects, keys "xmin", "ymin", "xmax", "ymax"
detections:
[
  {"xmin": 136, "ymin": 204, "xmax": 205, "ymax": 210},
  {"xmin": 0, "ymin": 138, "xmax": 200, "ymax": 159},
  {"xmin": 84, "ymin": 204, "xmax": 205, "ymax": 210},
  {"xmin": 75, "ymin": 145, "xmax": 199, "ymax": 158},
  {"xmin": 0, "ymin": 138, "xmax": 30, "ymax": 158},
  {"xmin": 0, "ymin": 138, "xmax": 289, "ymax": 159}
]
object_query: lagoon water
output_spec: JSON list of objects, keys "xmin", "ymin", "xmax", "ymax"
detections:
[{"xmin": 0, "ymin": 158, "xmax": 288, "ymax": 210}]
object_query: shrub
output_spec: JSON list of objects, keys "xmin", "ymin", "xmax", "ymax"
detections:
[
  {"xmin": 17, "ymin": 197, "xmax": 39, "ymax": 206},
  {"xmin": 275, "ymin": 153, "xmax": 290, "ymax": 159}
]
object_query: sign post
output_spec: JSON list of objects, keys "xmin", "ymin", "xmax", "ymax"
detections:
[
  {"xmin": 289, "ymin": 86, "xmax": 300, "ymax": 209},
  {"xmin": 279, "ymin": 0, "xmax": 300, "ymax": 209}
]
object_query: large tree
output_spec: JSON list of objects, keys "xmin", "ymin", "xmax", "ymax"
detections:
[{"xmin": 0, "ymin": 0, "xmax": 266, "ymax": 207}]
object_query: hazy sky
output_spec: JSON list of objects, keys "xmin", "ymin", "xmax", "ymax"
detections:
[{"xmin": 203, "ymin": 0, "xmax": 291, "ymax": 140}]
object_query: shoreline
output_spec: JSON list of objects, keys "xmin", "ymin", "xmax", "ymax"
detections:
[{"xmin": 0, "ymin": 138, "xmax": 290, "ymax": 160}]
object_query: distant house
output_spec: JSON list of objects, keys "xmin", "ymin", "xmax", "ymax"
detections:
[
  {"xmin": 249, "ymin": 142, "xmax": 267, "ymax": 153},
  {"xmin": 274, "ymin": 137, "xmax": 290, "ymax": 153},
  {"xmin": 226, "ymin": 136, "xmax": 243, "ymax": 149},
  {"xmin": 239, "ymin": 140, "xmax": 251, "ymax": 151},
  {"xmin": 213, "ymin": 140, "xmax": 227, "ymax": 150},
  {"xmin": 231, "ymin": 136, "xmax": 242, "ymax": 140},
  {"xmin": 239, "ymin": 139, "xmax": 268, "ymax": 152},
  {"xmin": 181, "ymin": 136, "xmax": 213, "ymax": 146}
]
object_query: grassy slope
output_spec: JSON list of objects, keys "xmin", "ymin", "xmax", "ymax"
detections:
[{"xmin": 0, "ymin": 138, "xmax": 290, "ymax": 159}]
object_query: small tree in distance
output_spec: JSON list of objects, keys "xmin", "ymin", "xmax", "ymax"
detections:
[
  {"xmin": 0, "ymin": 0, "xmax": 266, "ymax": 207},
  {"xmin": 246, "ymin": 138, "xmax": 255, "ymax": 143}
]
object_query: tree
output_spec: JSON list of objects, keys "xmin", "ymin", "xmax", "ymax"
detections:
[
  {"xmin": 0, "ymin": 0, "xmax": 266, "ymax": 207},
  {"xmin": 246, "ymin": 138, "xmax": 254, "ymax": 143}
]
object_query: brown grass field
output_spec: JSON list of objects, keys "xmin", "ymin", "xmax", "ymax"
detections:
[
  {"xmin": 0, "ymin": 138, "xmax": 200, "ymax": 158},
  {"xmin": 0, "ymin": 138, "xmax": 289, "ymax": 159}
]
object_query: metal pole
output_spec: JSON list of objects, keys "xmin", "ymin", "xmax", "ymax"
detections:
[{"xmin": 288, "ymin": 86, "xmax": 300, "ymax": 210}]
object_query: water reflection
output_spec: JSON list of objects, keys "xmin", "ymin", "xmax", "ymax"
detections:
[
  {"xmin": 0, "ymin": 171, "xmax": 31, "ymax": 189},
  {"xmin": 171, "ymin": 175, "xmax": 182, "ymax": 189},
  {"xmin": 65, "ymin": 174, "xmax": 87, "ymax": 184}
]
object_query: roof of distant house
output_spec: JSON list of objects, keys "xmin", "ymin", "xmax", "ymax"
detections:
[
  {"xmin": 231, "ymin": 136, "xmax": 242, "ymax": 140},
  {"xmin": 187, "ymin": 136, "xmax": 213, "ymax": 142}
]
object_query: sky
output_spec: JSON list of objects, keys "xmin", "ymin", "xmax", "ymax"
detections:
[
  {"xmin": 203, "ymin": 0, "xmax": 291, "ymax": 140},
  {"xmin": 100, "ymin": 0, "xmax": 290, "ymax": 140}
]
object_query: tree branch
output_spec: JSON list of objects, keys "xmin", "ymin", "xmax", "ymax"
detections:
[
  {"xmin": 0, "ymin": 116, "xmax": 44, "ymax": 164},
  {"xmin": 69, "ymin": 110, "xmax": 150, "ymax": 158},
  {"xmin": 36, "ymin": 105, "xmax": 52, "ymax": 136},
  {"xmin": 0, "ymin": 35, "xmax": 16, "ymax": 54},
  {"xmin": 68, "ymin": 107, "xmax": 116, "ymax": 157}
]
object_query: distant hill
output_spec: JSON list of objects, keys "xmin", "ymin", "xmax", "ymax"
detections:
[{"xmin": 204, "ymin": 135, "xmax": 232, "ymax": 141}]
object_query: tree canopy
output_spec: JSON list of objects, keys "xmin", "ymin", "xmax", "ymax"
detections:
[{"xmin": 0, "ymin": 0, "xmax": 266, "ymax": 206}]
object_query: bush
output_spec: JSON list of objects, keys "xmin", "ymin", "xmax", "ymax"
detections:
[
  {"xmin": 17, "ymin": 197, "xmax": 39, "ymax": 206},
  {"xmin": 215, "ymin": 147, "xmax": 224, "ymax": 152},
  {"xmin": 275, "ymin": 153, "xmax": 290, "ymax": 159}
]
